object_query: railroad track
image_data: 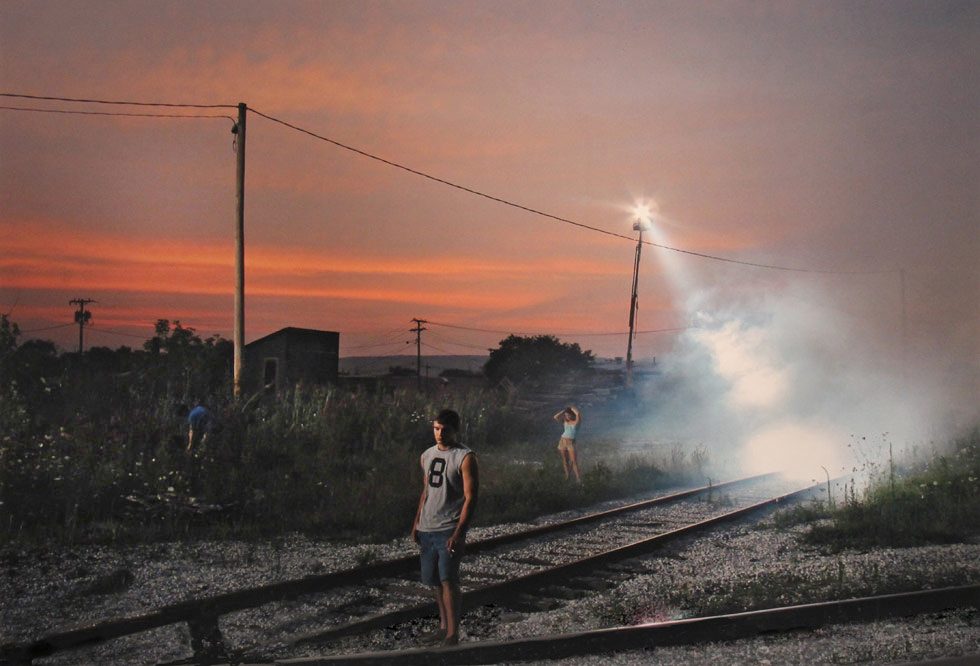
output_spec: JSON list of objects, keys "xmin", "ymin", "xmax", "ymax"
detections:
[
  {"xmin": 1, "ymin": 473, "xmax": 807, "ymax": 665},
  {"xmin": 279, "ymin": 584, "xmax": 980, "ymax": 665},
  {"xmin": 267, "ymin": 475, "xmax": 814, "ymax": 661}
]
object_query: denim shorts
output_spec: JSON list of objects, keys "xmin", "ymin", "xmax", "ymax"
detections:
[{"xmin": 418, "ymin": 528, "xmax": 462, "ymax": 587}]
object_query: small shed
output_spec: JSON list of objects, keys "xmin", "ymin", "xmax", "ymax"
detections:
[{"xmin": 245, "ymin": 327, "xmax": 339, "ymax": 391}]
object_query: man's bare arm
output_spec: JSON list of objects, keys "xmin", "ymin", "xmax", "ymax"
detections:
[
  {"xmin": 448, "ymin": 453, "xmax": 478, "ymax": 551},
  {"xmin": 411, "ymin": 456, "xmax": 427, "ymax": 543}
]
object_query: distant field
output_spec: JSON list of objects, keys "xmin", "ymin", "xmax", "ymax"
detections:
[{"xmin": 339, "ymin": 354, "xmax": 486, "ymax": 376}]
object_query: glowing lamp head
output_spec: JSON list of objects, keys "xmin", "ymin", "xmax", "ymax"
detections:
[{"xmin": 631, "ymin": 203, "xmax": 654, "ymax": 232}]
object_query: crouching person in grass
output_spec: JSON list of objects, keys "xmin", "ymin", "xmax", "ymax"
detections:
[{"xmin": 411, "ymin": 408, "xmax": 479, "ymax": 647}]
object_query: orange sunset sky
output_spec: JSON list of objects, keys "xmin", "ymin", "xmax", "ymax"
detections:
[{"xmin": 1, "ymin": 1, "xmax": 977, "ymax": 364}]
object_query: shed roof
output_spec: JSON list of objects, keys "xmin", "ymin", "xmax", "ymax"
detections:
[{"xmin": 246, "ymin": 327, "xmax": 339, "ymax": 348}]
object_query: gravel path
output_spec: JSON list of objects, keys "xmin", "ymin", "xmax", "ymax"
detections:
[{"xmin": 2, "ymin": 489, "xmax": 978, "ymax": 664}]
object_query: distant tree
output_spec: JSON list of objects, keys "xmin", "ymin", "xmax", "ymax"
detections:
[
  {"xmin": 483, "ymin": 335, "xmax": 594, "ymax": 385},
  {"xmin": 141, "ymin": 319, "xmax": 232, "ymax": 396},
  {"xmin": 0, "ymin": 314, "xmax": 19, "ymax": 359},
  {"xmin": 387, "ymin": 365, "xmax": 417, "ymax": 377},
  {"xmin": 144, "ymin": 319, "xmax": 202, "ymax": 356}
]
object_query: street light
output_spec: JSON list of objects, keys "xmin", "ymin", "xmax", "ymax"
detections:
[{"xmin": 625, "ymin": 213, "xmax": 652, "ymax": 387}]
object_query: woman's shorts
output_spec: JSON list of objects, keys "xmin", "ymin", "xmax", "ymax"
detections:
[
  {"xmin": 557, "ymin": 437, "xmax": 576, "ymax": 452},
  {"xmin": 419, "ymin": 528, "xmax": 462, "ymax": 587}
]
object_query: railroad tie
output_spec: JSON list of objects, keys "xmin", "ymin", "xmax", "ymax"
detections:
[{"xmin": 187, "ymin": 612, "xmax": 229, "ymax": 663}]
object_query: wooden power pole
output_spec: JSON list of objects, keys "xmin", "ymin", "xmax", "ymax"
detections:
[
  {"xmin": 233, "ymin": 102, "xmax": 247, "ymax": 397},
  {"xmin": 412, "ymin": 318, "xmax": 427, "ymax": 390},
  {"xmin": 625, "ymin": 224, "xmax": 646, "ymax": 387}
]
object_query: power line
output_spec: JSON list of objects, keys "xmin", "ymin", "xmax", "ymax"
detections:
[
  {"xmin": 420, "ymin": 341, "xmax": 454, "ymax": 355},
  {"xmin": 88, "ymin": 326, "xmax": 152, "ymax": 340},
  {"xmin": 0, "ymin": 105, "xmax": 234, "ymax": 121},
  {"xmin": 1, "ymin": 92, "xmax": 892, "ymax": 275},
  {"xmin": 568, "ymin": 326, "xmax": 692, "ymax": 337},
  {"xmin": 248, "ymin": 107, "xmax": 887, "ymax": 275},
  {"xmin": 425, "ymin": 330, "xmax": 495, "ymax": 351},
  {"xmin": 342, "ymin": 339, "xmax": 411, "ymax": 351},
  {"xmin": 0, "ymin": 92, "xmax": 235, "ymax": 109},
  {"xmin": 18, "ymin": 322, "xmax": 75, "ymax": 334},
  {"xmin": 425, "ymin": 319, "xmax": 691, "ymax": 337}
]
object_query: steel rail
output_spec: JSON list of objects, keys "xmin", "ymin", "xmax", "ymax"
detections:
[
  {"xmin": 0, "ymin": 475, "xmax": 770, "ymax": 665},
  {"xmin": 289, "ymin": 481, "xmax": 817, "ymax": 647},
  {"xmin": 280, "ymin": 584, "xmax": 980, "ymax": 665}
]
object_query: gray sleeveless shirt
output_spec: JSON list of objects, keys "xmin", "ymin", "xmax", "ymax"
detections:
[{"xmin": 418, "ymin": 444, "xmax": 473, "ymax": 532}]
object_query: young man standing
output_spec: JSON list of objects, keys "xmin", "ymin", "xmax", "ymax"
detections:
[{"xmin": 411, "ymin": 409, "xmax": 479, "ymax": 647}]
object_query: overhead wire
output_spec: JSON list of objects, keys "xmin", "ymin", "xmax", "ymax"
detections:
[
  {"xmin": 0, "ymin": 105, "xmax": 234, "ymax": 121},
  {"xmin": 420, "ymin": 341, "xmax": 453, "ymax": 355},
  {"xmin": 88, "ymin": 326, "xmax": 153, "ymax": 340},
  {"xmin": 17, "ymin": 322, "xmax": 75, "ymax": 334},
  {"xmin": 0, "ymin": 92, "xmax": 235, "ymax": 109},
  {"xmin": 247, "ymin": 106, "xmax": 890, "ymax": 276},
  {"xmin": 0, "ymin": 92, "xmax": 894, "ymax": 276},
  {"xmin": 342, "ymin": 338, "xmax": 412, "ymax": 351},
  {"xmin": 425, "ymin": 319, "xmax": 691, "ymax": 337},
  {"xmin": 425, "ymin": 330, "xmax": 495, "ymax": 351},
  {"xmin": 3, "ymin": 90, "xmax": 907, "ymax": 359}
]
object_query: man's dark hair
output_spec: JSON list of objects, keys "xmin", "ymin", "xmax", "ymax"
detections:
[{"xmin": 434, "ymin": 409, "xmax": 461, "ymax": 432}]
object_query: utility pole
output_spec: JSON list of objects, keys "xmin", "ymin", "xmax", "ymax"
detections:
[
  {"xmin": 69, "ymin": 298, "xmax": 95, "ymax": 354},
  {"xmin": 411, "ymin": 318, "xmax": 427, "ymax": 391},
  {"xmin": 625, "ymin": 218, "xmax": 650, "ymax": 387},
  {"xmin": 233, "ymin": 102, "xmax": 247, "ymax": 398},
  {"xmin": 899, "ymin": 268, "xmax": 908, "ymax": 366}
]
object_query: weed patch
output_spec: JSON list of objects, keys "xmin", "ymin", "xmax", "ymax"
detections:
[
  {"xmin": 785, "ymin": 429, "xmax": 980, "ymax": 550},
  {"xmin": 0, "ymin": 375, "xmax": 704, "ymax": 547}
]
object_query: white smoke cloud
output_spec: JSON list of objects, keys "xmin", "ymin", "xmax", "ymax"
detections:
[{"xmin": 643, "ymin": 277, "xmax": 978, "ymax": 482}]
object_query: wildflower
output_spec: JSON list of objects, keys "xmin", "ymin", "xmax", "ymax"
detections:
[{"xmin": 167, "ymin": 486, "xmax": 175, "ymax": 492}]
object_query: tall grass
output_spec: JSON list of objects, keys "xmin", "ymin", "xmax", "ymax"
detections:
[
  {"xmin": 777, "ymin": 428, "xmax": 980, "ymax": 550},
  {"xmin": 0, "ymin": 374, "xmax": 698, "ymax": 548}
]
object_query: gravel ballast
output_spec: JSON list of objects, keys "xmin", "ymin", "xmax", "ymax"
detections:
[{"xmin": 2, "ymin": 493, "xmax": 978, "ymax": 664}]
